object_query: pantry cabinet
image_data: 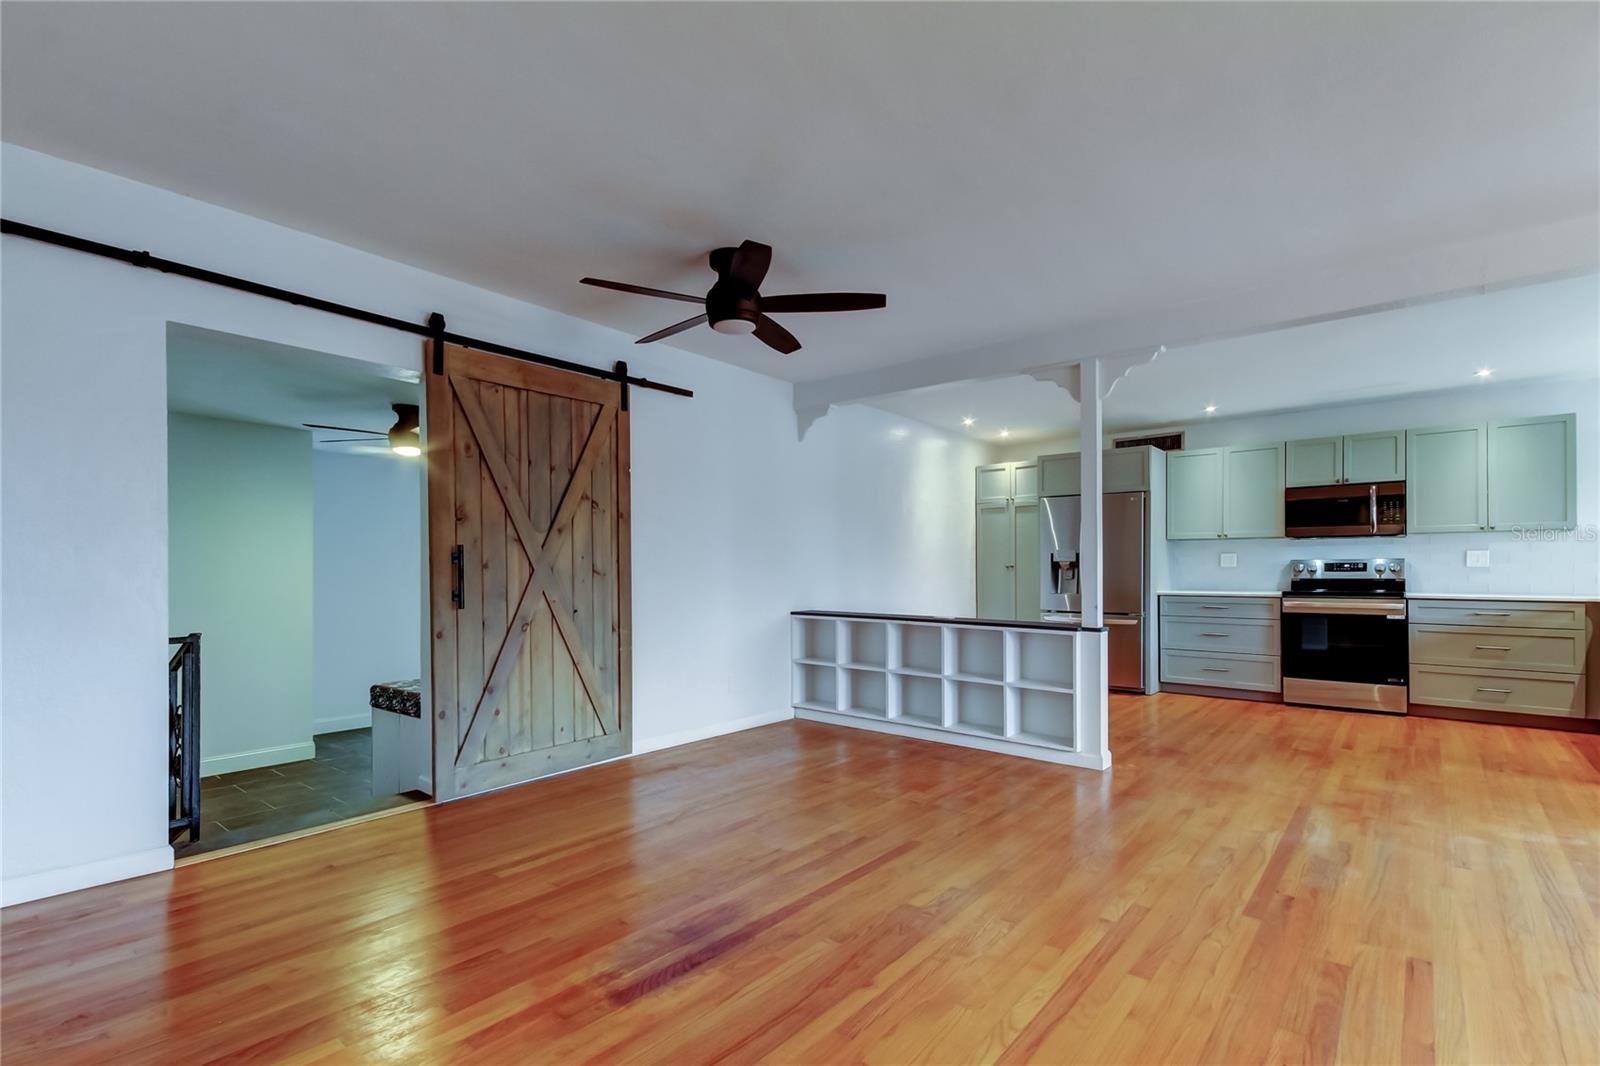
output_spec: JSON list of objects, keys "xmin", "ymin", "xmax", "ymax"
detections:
[
  {"xmin": 974, "ymin": 461, "xmax": 1039, "ymax": 621},
  {"xmin": 1166, "ymin": 444, "xmax": 1283, "ymax": 540}
]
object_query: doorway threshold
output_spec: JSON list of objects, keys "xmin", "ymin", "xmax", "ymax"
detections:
[{"xmin": 174, "ymin": 796, "xmax": 431, "ymax": 868}]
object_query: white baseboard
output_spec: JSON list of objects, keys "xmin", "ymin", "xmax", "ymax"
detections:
[
  {"xmin": 633, "ymin": 709, "xmax": 794, "ymax": 755},
  {"xmin": 794, "ymin": 708, "xmax": 1112, "ymax": 770},
  {"xmin": 2, "ymin": 846, "xmax": 174, "ymax": 908},
  {"xmin": 313, "ymin": 713, "xmax": 372, "ymax": 735},
  {"xmin": 201, "ymin": 740, "xmax": 316, "ymax": 778}
]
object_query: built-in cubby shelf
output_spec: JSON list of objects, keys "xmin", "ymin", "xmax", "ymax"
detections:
[{"xmin": 791, "ymin": 612, "xmax": 1104, "ymax": 767}]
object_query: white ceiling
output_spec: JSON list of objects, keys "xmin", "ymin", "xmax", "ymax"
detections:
[
  {"xmin": 4, "ymin": 3, "xmax": 1595, "ymax": 386},
  {"xmin": 167, "ymin": 325, "xmax": 420, "ymax": 454},
  {"xmin": 866, "ymin": 274, "xmax": 1600, "ymax": 443}
]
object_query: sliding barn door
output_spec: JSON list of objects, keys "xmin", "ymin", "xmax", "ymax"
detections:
[{"xmin": 426, "ymin": 343, "xmax": 630, "ymax": 800}]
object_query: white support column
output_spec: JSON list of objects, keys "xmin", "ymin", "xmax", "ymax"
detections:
[
  {"xmin": 1075, "ymin": 357, "xmax": 1111, "ymax": 768},
  {"xmin": 1078, "ymin": 358, "xmax": 1104, "ymax": 630}
]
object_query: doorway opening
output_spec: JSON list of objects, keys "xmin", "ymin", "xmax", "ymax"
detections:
[{"xmin": 165, "ymin": 324, "xmax": 432, "ymax": 859}]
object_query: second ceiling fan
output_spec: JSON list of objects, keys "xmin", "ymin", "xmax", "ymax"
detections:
[{"xmin": 581, "ymin": 240, "xmax": 885, "ymax": 355}]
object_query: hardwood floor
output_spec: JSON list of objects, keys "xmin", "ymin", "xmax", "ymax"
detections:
[{"xmin": 4, "ymin": 693, "xmax": 1597, "ymax": 1064}]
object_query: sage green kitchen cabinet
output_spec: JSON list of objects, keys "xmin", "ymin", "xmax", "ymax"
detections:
[
  {"xmin": 1223, "ymin": 444, "xmax": 1286, "ymax": 538},
  {"xmin": 1285, "ymin": 431, "xmax": 1405, "ymax": 486},
  {"xmin": 976, "ymin": 463, "xmax": 1015, "ymax": 505},
  {"xmin": 1487, "ymin": 413, "xmax": 1576, "ymax": 530},
  {"xmin": 1407, "ymin": 424, "xmax": 1487, "ymax": 533},
  {"xmin": 974, "ymin": 461, "xmax": 1039, "ymax": 620},
  {"xmin": 975, "ymin": 500, "xmax": 1016, "ymax": 618},
  {"xmin": 1285, "ymin": 437, "xmax": 1343, "ymax": 488},
  {"xmin": 1166, "ymin": 449, "xmax": 1226, "ymax": 539},
  {"xmin": 1038, "ymin": 448, "xmax": 1152, "ymax": 496},
  {"xmin": 1013, "ymin": 498, "xmax": 1041, "ymax": 622},
  {"xmin": 1343, "ymin": 430, "xmax": 1406, "ymax": 482},
  {"xmin": 1167, "ymin": 445, "xmax": 1283, "ymax": 539}
]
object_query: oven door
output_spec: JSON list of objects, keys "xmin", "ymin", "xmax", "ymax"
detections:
[{"xmin": 1281, "ymin": 597, "xmax": 1409, "ymax": 712}]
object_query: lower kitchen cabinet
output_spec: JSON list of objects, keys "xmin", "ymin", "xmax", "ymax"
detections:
[
  {"xmin": 1408, "ymin": 597, "xmax": 1590, "ymax": 718},
  {"xmin": 1158, "ymin": 595, "xmax": 1282, "ymax": 695}
]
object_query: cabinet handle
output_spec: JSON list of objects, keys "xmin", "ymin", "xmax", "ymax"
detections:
[
  {"xmin": 1476, "ymin": 687, "xmax": 1513, "ymax": 694},
  {"xmin": 1474, "ymin": 645, "xmax": 1512, "ymax": 651},
  {"xmin": 1472, "ymin": 611, "xmax": 1512, "ymax": 617},
  {"xmin": 1202, "ymin": 666, "xmax": 1231, "ymax": 673},
  {"xmin": 1200, "ymin": 633, "xmax": 1230, "ymax": 638}
]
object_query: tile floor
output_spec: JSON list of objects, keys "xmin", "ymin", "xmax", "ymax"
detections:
[{"xmin": 176, "ymin": 728, "xmax": 428, "ymax": 858}]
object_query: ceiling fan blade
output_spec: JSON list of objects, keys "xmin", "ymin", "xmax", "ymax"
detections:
[
  {"xmin": 727, "ymin": 240, "xmax": 772, "ymax": 289},
  {"xmin": 581, "ymin": 277, "xmax": 704, "ymax": 304},
  {"xmin": 760, "ymin": 292, "xmax": 887, "ymax": 314},
  {"xmin": 636, "ymin": 313, "xmax": 709, "ymax": 345},
  {"xmin": 753, "ymin": 315, "xmax": 801, "ymax": 355},
  {"xmin": 303, "ymin": 422, "xmax": 384, "ymax": 434},
  {"xmin": 320, "ymin": 436, "xmax": 388, "ymax": 443}
]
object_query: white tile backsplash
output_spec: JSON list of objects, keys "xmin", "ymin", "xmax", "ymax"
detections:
[{"xmin": 1168, "ymin": 531, "xmax": 1600, "ymax": 597}]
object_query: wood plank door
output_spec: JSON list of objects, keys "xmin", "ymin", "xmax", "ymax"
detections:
[{"xmin": 426, "ymin": 343, "xmax": 630, "ymax": 800}]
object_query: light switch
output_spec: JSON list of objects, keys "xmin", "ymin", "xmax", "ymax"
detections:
[
  {"xmin": 1220, "ymin": 553, "xmax": 1238, "ymax": 569},
  {"xmin": 1465, "ymin": 549, "xmax": 1490, "ymax": 568}
]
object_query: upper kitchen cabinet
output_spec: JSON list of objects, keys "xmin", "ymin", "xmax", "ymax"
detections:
[
  {"xmin": 1038, "ymin": 447, "xmax": 1155, "ymax": 496},
  {"xmin": 1488, "ymin": 413, "xmax": 1577, "ymax": 530},
  {"xmin": 976, "ymin": 463, "xmax": 1016, "ymax": 504},
  {"xmin": 1408, "ymin": 424, "xmax": 1487, "ymax": 532},
  {"xmin": 1284, "ymin": 431, "xmax": 1405, "ymax": 486},
  {"xmin": 1343, "ymin": 431, "xmax": 1406, "ymax": 483},
  {"xmin": 1167, "ymin": 444, "xmax": 1283, "ymax": 539},
  {"xmin": 1223, "ymin": 444, "xmax": 1286, "ymax": 539},
  {"xmin": 1166, "ymin": 449, "xmax": 1226, "ymax": 539},
  {"xmin": 1285, "ymin": 437, "xmax": 1342, "ymax": 488}
]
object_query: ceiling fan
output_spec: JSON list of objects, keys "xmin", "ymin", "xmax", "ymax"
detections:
[
  {"xmin": 304, "ymin": 403, "xmax": 420, "ymax": 456},
  {"xmin": 580, "ymin": 240, "xmax": 885, "ymax": 355}
]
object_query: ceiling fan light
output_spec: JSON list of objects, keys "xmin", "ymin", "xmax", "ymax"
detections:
[
  {"xmin": 388, "ymin": 403, "xmax": 421, "ymax": 456},
  {"xmin": 711, "ymin": 318, "xmax": 757, "ymax": 335}
]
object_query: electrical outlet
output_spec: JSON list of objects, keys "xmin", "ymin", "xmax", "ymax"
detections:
[
  {"xmin": 1465, "ymin": 549, "xmax": 1491, "ymax": 568},
  {"xmin": 1220, "ymin": 553, "xmax": 1238, "ymax": 569}
]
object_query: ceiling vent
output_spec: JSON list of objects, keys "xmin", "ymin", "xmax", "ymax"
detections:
[{"xmin": 1113, "ymin": 429, "xmax": 1184, "ymax": 452}]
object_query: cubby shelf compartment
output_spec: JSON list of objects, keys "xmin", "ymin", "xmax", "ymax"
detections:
[
  {"xmin": 793, "ymin": 617, "xmax": 839, "ymax": 665},
  {"xmin": 791, "ymin": 612, "xmax": 1104, "ymax": 769},
  {"xmin": 843, "ymin": 668, "xmax": 890, "ymax": 718}
]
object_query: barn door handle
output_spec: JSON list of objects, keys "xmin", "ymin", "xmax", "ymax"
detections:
[{"xmin": 450, "ymin": 545, "xmax": 465, "ymax": 609}]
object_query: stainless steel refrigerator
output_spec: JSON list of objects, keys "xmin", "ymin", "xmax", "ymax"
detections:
[{"xmin": 1039, "ymin": 491, "xmax": 1147, "ymax": 691}]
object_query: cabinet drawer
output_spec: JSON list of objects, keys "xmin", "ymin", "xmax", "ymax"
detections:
[
  {"xmin": 1406, "ymin": 599, "xmax": 1586, "ymax": 630},
  {"xmin": 1161, "ymin": 617, "xmax": 1279, "ymax": 656},
  {"xmin": 1411, "ymin": 665, "xmax": 1586, "ymax": 718},
  {"xmin": 1160, "ymin": 596, "xmax": 1280, "ymax": 621},
  {"xmin": 1160, "ymin": 649, "xmax": 1281, "ymax": 693},
  {"xmin": 1410, "ymin": 624, "xmax": 1586, "ymax": 674}
]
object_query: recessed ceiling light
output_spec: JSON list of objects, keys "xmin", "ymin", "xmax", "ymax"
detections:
[
  {"xmin": 1475, "ymin": 367, "xmax": 1493, "ymax": 379},
  {"xmin": 961, "ymin": 416, "xmax": 975, "ymax": 427},
  {"xmin": 1204, "ymin": 404, "xmax": 1217, "ymax": 415},
  {"xmin": 999, "ymin": 429, "xmax": 1011, "ymax": 438}
]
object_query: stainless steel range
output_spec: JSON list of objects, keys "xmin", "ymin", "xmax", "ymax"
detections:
[{"xmin": 1281, "ymin": 558, "xmax": 1409, "ymax": 714}]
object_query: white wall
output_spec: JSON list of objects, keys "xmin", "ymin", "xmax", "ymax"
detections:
[
  {"xmin": 169, "ymin": 413, "xmax": 315, "ymax": 774},
  {"xmin": 1165, "ymin": 377, "xmax": 1600, "ymax": 595},
  {"xmin": 312, "ymin": 448, "xmax": 423, "ymax": 735},
  {"xmin": 0, "ymin": 145, "xmax": 981, "ymax": 903}
]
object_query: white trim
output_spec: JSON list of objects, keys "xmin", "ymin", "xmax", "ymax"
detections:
[
  {"xmin": 200, "ymin": 740, "xmax": 317, "ymax": 778},
  {"xmin": 2, "ymin": 847, "xmax": 174, "ymax": 908},
  {"xmin": 416, "ymin": 774, "xmax": 433, "ymax": 796},
  {"xmin": 795, "ymin": 708, "xmax": 1111, "ymax": 770},
  {"xmin": 632, "ymin": 709, "xmax": 794, "ymax": 755},
  {"xmin": 313, "ymin": 712, "xmax": 373, "ymax": 735}
]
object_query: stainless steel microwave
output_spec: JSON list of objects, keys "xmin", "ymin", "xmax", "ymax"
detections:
[{"xmin": 1284, "ymin": 481, "xmax": 1405, "ymax": 538}]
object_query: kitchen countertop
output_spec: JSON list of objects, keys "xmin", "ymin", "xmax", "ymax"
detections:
[
  {"xmin": 1404, "ymin": 592, "xmax": 1599, "ymax": 604},
  {"xmin": 1158, "ymin": 589, "xmax": 1597, "ymax": 603}
]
